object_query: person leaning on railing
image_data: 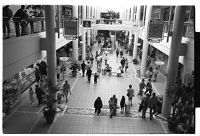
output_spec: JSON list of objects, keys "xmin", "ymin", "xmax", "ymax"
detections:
[
  {"xmin": 13, "ymin": 5, "xmax": 29, "ymax": 37},
  {"xmin": 3, "ymin": 5, "xmax": 13, "ymax": 39}
]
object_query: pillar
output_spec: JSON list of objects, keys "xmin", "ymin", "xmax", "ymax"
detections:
[
  {"xmin": 130, "ymin": 7, "xmax": 134, "ymax": 20},
  {"xmin": 140, "ymin": 6, "xmax": 152, "ymax": 76},
  {"xmin": 45, "ymin": 5, "xmax": 56, "ymax": 87},
  {"xmin": 72, "ymin": 5, "xmax": 78, "ymax": 61},
  {"xmin": 133, "ymin": 6, "xmax": 141, "ymax": 59},
  {"xmin": 87, "ymin": 30, "xmax": 91, "ymax": 46},
  {"xmin": 128, "ymin": 30, "xmax": 132, "ymax": 47},
  {"xmin": 82, "ymin": 6, "xmax": 86, "ymax": 60},
  {"xmin": 162, "ymin": 6, "xmax": 186, "ymax": 118}
]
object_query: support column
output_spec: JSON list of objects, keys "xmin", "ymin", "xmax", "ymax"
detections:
[
  {"xmin": 72, "ymin": 5, "xmax": 78, "ymax": 61},
  {"xmin": 128, "ymin": 30, "xmax": 132, "ymax": 47},
  {"xmin": 162, "ymin": 6, "xmax": 186, "ymax": 118},
  {"xmin": 87, "ymin": 30, "xmax": 91, "ymax": 46},
  {"xmin": 140, "ymin": 6, "xmax": 152, "ymax": 76},
  {"xmin": 82, "ymin": 6, "xmax": 86, "ymax": 60},
  {"xmin": 45, "ymin": 5, "xmax": 56, "ymax": 87},
  {"xmin": 133, "ymin": 6, "xmax": 141, "ymax": 59}
]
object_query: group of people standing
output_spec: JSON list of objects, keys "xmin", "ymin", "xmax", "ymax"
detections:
[{"xmin": 3, "ymin": 5, "xmax": 44, "ymax": 39}]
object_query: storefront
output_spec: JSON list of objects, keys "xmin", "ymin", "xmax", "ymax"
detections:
[{"xmin": 3, "ymin": 65, "xmax": 36, "ymax": 115}]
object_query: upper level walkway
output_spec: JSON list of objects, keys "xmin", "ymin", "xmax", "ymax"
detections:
[{"xmin": 3, "ymin": 42, "xmax": 171, "ymax": 134}]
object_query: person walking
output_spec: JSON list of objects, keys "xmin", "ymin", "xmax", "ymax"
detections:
[
  {"xmin": 120, "ymin": 96, "xmax": 126, "ymax": 113},
  {"xmin": 35, "ymin": 66, "xmax": 41, "ymax": 83},
  {"xmin": 60, "ymin": 63, "xmax": 66, "ymax": 80},
  {"xmin": 56, "ymin": 65, "xmax": 61, "ymax": 81},
  {"xmin": 35, "ymin": 85, "xmax": 44, "ymax": 107},
  {"xmin": 94, "ymin": 73, "xmax": 99, "ymax": 84},
  {"xmin": 138, "ymin": 78, "xmax": 146, "ymax": 96},
  {"xmin": 29, "ymin": 87, "xmax": 34, "ymax": 104},
  {"xmin": 109, "ymin": 95, "xmax": 117, "ymax": 118},
  {"xmin": 153, "ymin": 67, "xmax": 159, "ymax": 82},
  {"xmin": 63, "ymin": 80, "xmax": 71, "ymax": 103},
  {"xmin": 81, "ymin": 61, "xmax": 86, "ymax": 77},
  {"xmin": 86, "ymin": 67, "xmax": 92, "ymax": 83},
  {"xmin": 125, "ymin": 58, "xmax": 129, "ymax": 72},
  {"xmin": 127, "ymin": 84, "xmax": 134, "ymax": 106},
  {"xmin": 104, "ymin": 54, "xmax": 108, "ymax": 65},
  {"xmin": 3, "ymin": 5, "xmax": 13, "ymax": 39},
  {"xmin": 144, "ymin": 78, "xmax": 153, "ymax": 96},
  {"xmin": 120, "ymin": 57, "xmax": 126, "ymax": 70},
  {"xmin": 116, "ymin": 48, "xmax": 119, "ymax": 58},
  {"xmin": 94, "ymin": 97, "xmax": 103, "ymax": 115},
  {"xmin": 141, "ymin": 94, "xmax": 150, "ymax": 118},
  {"xmin": 149, "ymin": 93, "xmax": 157, "ymax": 120}
]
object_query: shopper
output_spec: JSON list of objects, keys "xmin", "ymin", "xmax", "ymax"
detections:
[
  {"xmin": 35, "ymin": 66, "xmax": 41, "ymax": 83},
  {"xmin": 35, "ymin": 85, "xmax": 44, "ymax": 107},
  {"xmin": 153, "ymin": 67, "xmax": 159, "ymax": 82},
  {"xmin": 81, "ymin": 61, "xmax": 86, "ymax": 77},
  {"xmin": 56, "ymin": 65, "xmax": 61, "ymax": 81},
  {"xmin": 29, "ymin": 87, "xmax": 34, "ymax": 104},
  {"xmin": 13, "ymin": 5, "xmax": 28, "ymax": 37},
  {"xmin": 109, "ymin": 95, "xmax": 117, "ymax": 118},
  {"xmin": 120, "ymin": 96, "xmax": 126, "ymax": 113},
  {"xmin": 148, "ymin": 67, "xmax": 153, "ymax": 79},
  {"xmin": 138, "ymin": 78, "xmax": 146, "ymax": 96},
  {"xmin": 94, "ymin": 73, "xmax": 99, "ymax": 84},
  {"xmin": 86, "ymin": 67, "xmax": 92, "ymax": 84},
  {"xmin": 149, "ymin": 93, "xmax": 157, "ymax": 120},
  {"xmin": 3, "ymin": 5, "xmax": 13, "ymax": 39},
  {"xmin": 144, "ymin": 78, "xmax": 153, "ymax": 96},
  {"xmin": 141, "ymin": 94, "xmax": 150, "ymax": 118},
  {"xmin": 60, "ymin": 63, "xmax": 66, "ymax": 80},
  {"xmin": 94, "ymin": 97, "xmax": 103, "ymax": 115},
  {"xmin": 120, "ymin": 57, "xmax": 126, "ymax": 70},
  {"xmin": 125, "ymin": 58, "xmax": 129, "ymax": 72},
  {"xmin": 127, "ymin": 84, "xmax": 134, "ymax": 106},
  {"xmin": 116, "ymin": 48, "xmax": 119, "ymax": 58},
  {"xmin": 63, "ymin": 80, "xmax": 71, "ymax": 103}
]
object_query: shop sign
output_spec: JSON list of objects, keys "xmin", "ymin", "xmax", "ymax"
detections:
[
  {"xmin": 63, "ymin": 19, "xmax": 78, "ymax": 40},
  {"xmin": 83, "ymin": 20, "xmax": 91, "ymax": 27},
  {"xmin": 148, "ymin": 21, "xmax": 164, "ymax": 39}
]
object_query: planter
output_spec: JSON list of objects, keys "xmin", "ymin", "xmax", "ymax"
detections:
[
  {"xmin": 43, "ymin": 108, "xmax": 56, "ymax": 124},
  {"xmin": 133, "ymin": 59, "xmax": 139, "ymax": 65}
]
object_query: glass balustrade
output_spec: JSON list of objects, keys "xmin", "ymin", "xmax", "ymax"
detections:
[{"xmin": 3, "ymin": 17, "xmax": 46, "ymax": 40}]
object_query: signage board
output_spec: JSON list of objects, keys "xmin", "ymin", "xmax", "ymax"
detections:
[
  {"xmin": 63, "ymin": 20, "xmax": 78, "ymax": 39},
  {"xmin": 83, "ymin": 20, "xmax": 91, "ymax": 27},
  {"xmin": 148, "ymin": 21, "xmax": 164, "ymax": 39}
]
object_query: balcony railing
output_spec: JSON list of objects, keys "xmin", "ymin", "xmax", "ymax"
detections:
[
  {"xmin": 3, "ymin": 17, "xmax": 46, "ymax": 40},
  {"xmin": 163, "ymin": 21, "xmax": 194, "ymax": 39}
]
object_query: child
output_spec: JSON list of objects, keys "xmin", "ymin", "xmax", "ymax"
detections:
[{"xmin": 94, "ymin": 73, "xmax": 99, "ymax": 84}]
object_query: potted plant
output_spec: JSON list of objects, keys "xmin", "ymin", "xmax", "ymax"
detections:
[
  {"xmin": 42, "ymin": 81, "xmax": 58, "ymax": 124},
  {"xmin": 132, "ymin": 59, "xmax": 139, "ymax": 64}
]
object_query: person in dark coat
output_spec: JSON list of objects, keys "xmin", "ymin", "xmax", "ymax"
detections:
[
  {"xmin": 94, "ymin": 97, "xmax": 103, "ymax": 115},
  {"xmin": 35, "ymin": 84, "xmax": 44, "ymax": 107},
  {"xmin": 149, "ymin": 93, "xmax": 157, "ymax": 120},
  {"xmin": 120, "ymin": 96, "xmax": 125, "ymax": 113},
  {"xmin": 40, "ymin": 61, "xmax": 47, "ymax": 76},
  {"xmin": 144, "ymin": 78, "xmax": 153, "ymax": 96},
  {"xmin": 116, "ymin": 48, "xmax": 119, "ymax": 58},
  {"xmin": 81, "ymin": 61, "xmax": 86, "ymax": 77},
  {"xmin": 94, "ymin": 73, "xmax": 99, "ymax": 84},
  {"xmin": 3, "ymin": 5, "xmax": 13, "ymax": 39},
  {"xmin": 35, "ymin": 66, "xmax": 41, "ymax": 83},
  {"xmin": 13, "ymin": 5, "xmax": 28, "ymax": 37},
  {"xmin": 86, "ymin": 67, "xmax": 92, "ymax": 83},
  {"xmin": 141, "ymin": 94, "xmax": 150, "ymax": 118}
]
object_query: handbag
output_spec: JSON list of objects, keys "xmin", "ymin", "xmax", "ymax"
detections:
[{"xmin": 127, "ymin": 92, "xmax": 130, "ymax": 97}]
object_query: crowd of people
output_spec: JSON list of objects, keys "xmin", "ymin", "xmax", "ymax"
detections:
[{"xmin": 3, "ymin": 5, "xmax": 44, "ymax": 39}]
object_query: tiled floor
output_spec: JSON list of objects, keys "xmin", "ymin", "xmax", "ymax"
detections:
[{"xmin": 3, "ymin": 42, "xmax": 171, "ymax": 134}]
